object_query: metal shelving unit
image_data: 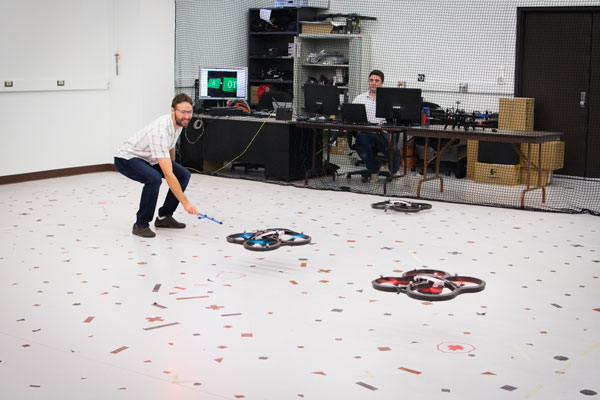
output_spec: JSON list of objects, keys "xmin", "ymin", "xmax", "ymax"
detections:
[{"xmin": 293, "ymin": 33, "xmax": 370, "ymax": 115}]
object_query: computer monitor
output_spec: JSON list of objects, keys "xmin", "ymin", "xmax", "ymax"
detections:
[
  {"xmin": 199, "ymin": 67, "xmax": 248, "ymax": 100},
  {"xmin": 303, "ymin": 84, "xmax": 338, "ymax": 116},
  {"xmin": 375, "ymin": 87, "xmax": 423, "ymax": 125}
]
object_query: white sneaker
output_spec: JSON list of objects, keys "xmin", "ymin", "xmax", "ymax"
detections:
[{"xmin": 369, "ymin": 174, "xmax": 379, "ymax": 183}]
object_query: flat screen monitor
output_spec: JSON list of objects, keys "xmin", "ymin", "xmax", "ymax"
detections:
[
  {"xmin": 303, "ymin": 84, "xmax": 338, "ymax": 116},
  {"xmin": 375, "ymin": 87, "xmax": 422, "ymax": 125},
  {"xmin": 199, "ymin": 67, "xmax": 248, "ymax": 100}
]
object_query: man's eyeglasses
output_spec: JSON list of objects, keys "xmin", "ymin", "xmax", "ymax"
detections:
[{"xmin": 176, "ymin": 108, "xmax": 193, "ymax": 116}]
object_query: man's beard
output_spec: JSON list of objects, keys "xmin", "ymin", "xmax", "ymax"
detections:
[{"xmin": 175, "ymin": 115, "xmax": 190, "ymax": 127}]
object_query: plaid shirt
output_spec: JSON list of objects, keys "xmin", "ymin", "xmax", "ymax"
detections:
[{"xmin": 115, "ymin": 114, "xmax": 181, "ymax": 165}]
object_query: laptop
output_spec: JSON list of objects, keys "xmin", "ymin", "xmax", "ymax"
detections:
[{"xmin": 341, "ymin": 103, "xmax": 372, "ymax": 125}]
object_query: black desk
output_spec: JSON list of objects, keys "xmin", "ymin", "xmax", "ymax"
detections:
[
  {"xmin": 403, "ymin": 125, "xmax": 563, "ymax": 206},
  {"xmin": 294, "ymin": 120, "xmax": 409, "ymax": 190},
  {"xmin": 200, "ymin": 115, "xmax": 317, "ymax": 181},
  {"xmin": 197, "ymin": 116, "xmax": 562, "ymax": 208}
]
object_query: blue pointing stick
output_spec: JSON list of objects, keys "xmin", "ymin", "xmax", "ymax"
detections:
[{"xmin": 198, "ymin": 213, "xmax": 223, "ymax": 224}]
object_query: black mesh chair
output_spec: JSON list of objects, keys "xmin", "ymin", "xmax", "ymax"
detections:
[
  {"xmin": 257, "ymin": 89, "xmax": 293, "ymax": 111},
  {"xmin": 345, "ymin": 131, "xmax": 395, "ymax": 182}
]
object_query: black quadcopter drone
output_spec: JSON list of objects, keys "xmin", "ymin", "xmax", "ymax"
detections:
[
  {"xmin": 371, "ymin": 199, "xmax": 432, "ymax": 213},
  {"xmin": 226, "ymin": 228, "xmax": 311, "ymax": 251},
  {"xmin": 372, "ymin": 269, "xmax": 485, "ymax": 301}
]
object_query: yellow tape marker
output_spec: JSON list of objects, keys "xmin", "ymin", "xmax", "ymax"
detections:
[
  {"xmin": 582, "ymin": 343, "xmax": 599, "ymax": 356},
  {"xmin": 555, "ymin": 362, "xmax": 572, "ymax": 375},
  {"xmin": 525, "ymin": 384, "xmax": 543, "ymax": 398},
  {"xmin": 410, "ymin": 251, "xmax": 422, "ymax": 264},
  {"xmin": 512, "ymin": 344, "xmax": 531, "ymax": 361}
]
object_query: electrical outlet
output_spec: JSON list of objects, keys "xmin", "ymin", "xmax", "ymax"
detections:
[
  {"xmin": 57, "ymin": 80, "xmax": 65, "ymax": 86},
  {"xmin": 4, "ymin": 81, "xmax": 13, "ymax": 87}
]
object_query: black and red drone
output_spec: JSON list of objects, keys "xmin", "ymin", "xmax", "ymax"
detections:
[{"xmin": 372, "ymin": 269, "xmax": 485, "ymax": 301}]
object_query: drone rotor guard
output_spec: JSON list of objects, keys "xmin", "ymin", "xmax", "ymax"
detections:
[
  {"xmin": 266, "ymin": 228, "xmax": 311, "ymax": 246},
  {"xmin": 226, "ymin": 228, "xmax": 311, "ymax": 252},
  {"xmin": 371, "ymin": 276, "xmax": 411, "ymax": 293},
  {"xmin": 371, "ymin": 200, "xmax": 432, "ymax": 213},
  {"xmin": 243, "ymin": 236, "xmax": 282, "ymax": 251},
  {"xmin": 372, "ymin": 269, "xmax": 485, "ymax": 301},
  {"xmin": 226, "ymin": 231, "xmax": 257, "ymax": 245}
]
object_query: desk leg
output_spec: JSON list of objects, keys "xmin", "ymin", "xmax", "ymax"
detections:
[
  {"xmin": 304, "ymin": 127, "xmax": 318, "ymax": 185},
  {"xmin": 326, "ymin": 129, "xmax": 336, "ymax": 182},
  {"xmin": 516, "ymin": 143, "xmax": 546, "ymax": 208},
  {"xmin": 416, "ymin": 137, "xmax": 449, "ymax": 198},
  {"xmin": 383, "ymin": 129, "xmax": 407, "ymax": 195},
  {"xmin": 304, "ymin": 128, "xmax": 335, "ymax": 184}
]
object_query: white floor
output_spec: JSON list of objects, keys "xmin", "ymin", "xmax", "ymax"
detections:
[{"xmin": 1, "ymin": 171, "xmax": 599, "ymax": 400}]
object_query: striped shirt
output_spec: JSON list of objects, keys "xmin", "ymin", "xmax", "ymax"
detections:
[
  {"xmin": 115, "ymin": 114, "xmax": 182, "ymax": 165},
  {"xmin": 352, "ymin": 92, "xmax": 386, "ymax": 124}
]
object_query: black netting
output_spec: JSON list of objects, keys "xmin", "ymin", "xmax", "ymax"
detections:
[{"xmin": 175, "ymin": 1, "xmax": 600, "ymax": 215}]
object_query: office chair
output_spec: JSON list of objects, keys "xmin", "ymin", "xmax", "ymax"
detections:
[
  {"xmin": 257, "ymin": 89, "xmax": 293, "ymax": 111},
  {"xmin": 345, "ymin": 131, "xmax": 399, "ymax": 182}
]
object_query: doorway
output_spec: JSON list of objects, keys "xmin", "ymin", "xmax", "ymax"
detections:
[{"xmin": 516, "ymin": 7, "xmax": 600, "ymax": 178}]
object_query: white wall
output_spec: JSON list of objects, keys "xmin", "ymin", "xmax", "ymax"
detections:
[
  {"xmin": 3, "ymin": 0, "xmax": 600, "ymax": 176},
  {"xmin": 0, "ymin": 0, "xmax": 175, "ymax": 176}
]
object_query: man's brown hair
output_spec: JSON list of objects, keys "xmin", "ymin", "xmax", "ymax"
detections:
[{"xmin": 171, "ymin": 93, "xmax": 193, "ymax": 108}]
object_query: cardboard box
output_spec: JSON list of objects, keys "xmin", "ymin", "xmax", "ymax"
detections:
[
  {"xmin": 520, "ymin": 168, "xmax": 551, "ymax": 186},
  {"xmin": 474, "ymin": 162, "xmax": 520, "ymax": 185},
  {"xmin": 499, "ymin": 97, "xmax": 535, "ymax": 131},
  {"xmin": 250, "ymin": 86, "xmax": 259, "ymax": 106},
  {"xmin": 466, "ymin": 140, "xmax": 479, "ymax": 179},
  {"xmin": 519, "ymin": 141, "xmax": 564, "ymax": 171},
  {"xmin": 330, "ymin": 137, "xmax": 349, "ymax": 155},
  {"xmin": 301, "ymin": 22, "xmax": 333, "ymax": 34},
  {"xmin": 402, "ymin": 155, "xmax": 417, "ymax": 169},
  {"xmin": 401, "ymin": 141, "xmax": 416, "ymax": 169}
]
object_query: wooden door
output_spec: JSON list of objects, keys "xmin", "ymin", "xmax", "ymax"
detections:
[{"xmin": 516, "ymin": 7, "xmax": 600, "ymax": 178}]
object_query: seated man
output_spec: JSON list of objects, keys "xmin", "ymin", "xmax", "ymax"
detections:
[{"xmin": 352, "ymin": 70, "xmax": 401, "ymax": 183}]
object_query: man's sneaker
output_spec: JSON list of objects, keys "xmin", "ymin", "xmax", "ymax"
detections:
[
  {"xmin": 369, "ymin": 174, "xmax": 379, "ymax": 183},
  {"xmin": 132, "ymin": 224, "xmax": 156, "ymax": 238},
  {"xmin": 391, "ymin": 170, "xmax": 404, "ymax": 178},
  {"xmin": 154, "ymin": 216, "xmax": 186, "ymax": 229}
]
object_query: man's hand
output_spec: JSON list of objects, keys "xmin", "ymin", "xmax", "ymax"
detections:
[
  {"xmin": 157, "ymin": 158, "xmax": 197, "ymax": 215},
  {"xmin": 182, "ymin": 202, "xmax": 198, "ymax": 215}
]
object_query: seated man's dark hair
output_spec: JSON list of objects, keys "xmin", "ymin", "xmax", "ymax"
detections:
[{"xmin": 369, "ymin": 70, "xmax": 384, "ymax": 83}]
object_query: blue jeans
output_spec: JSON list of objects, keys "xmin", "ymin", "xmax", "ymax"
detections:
[
  {"xmin": 355, "ymin": 132, "xmax": 401, "ymax": 175},
  {"xmin": 114, "ymin": 157, "xmax": 191, "ymax": 227}
]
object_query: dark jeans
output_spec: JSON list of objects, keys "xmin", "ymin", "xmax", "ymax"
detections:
[
  {"xmin": 114, "ymin": 157, "xmax": 191, "ymax": 227},
  {"xmin": 355, "ymin": 132, "xmax": 401, "ymax": 175}
]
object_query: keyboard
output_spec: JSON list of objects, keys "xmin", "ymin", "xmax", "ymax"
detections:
[
  {"xmin": 342, "ymin": 121, "xmax": 378, "ymax": 126},
  {"xmin": 308, "ymin": 117, "xmax": 338, "ymax": 123}
]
